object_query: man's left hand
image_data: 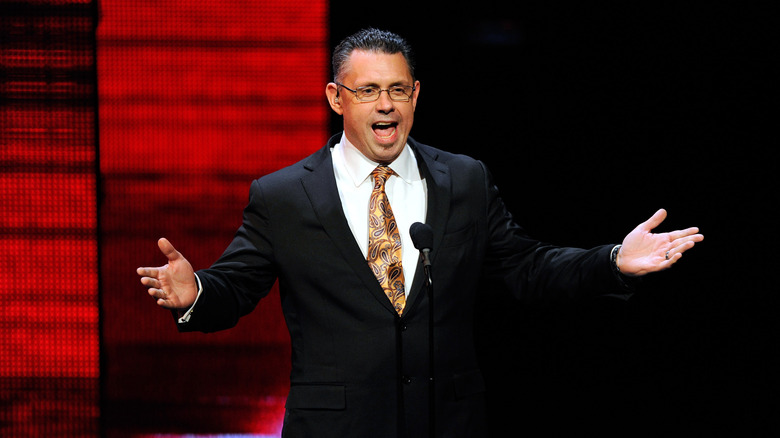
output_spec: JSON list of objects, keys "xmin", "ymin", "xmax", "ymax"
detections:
[{"xmin": 618, "ymin": 208, "xmax": 704, "ymax": 276}]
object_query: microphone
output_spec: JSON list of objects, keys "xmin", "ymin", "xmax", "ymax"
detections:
[{"xmin": 410, "ymin": 222, "xmax": 433, "ymax": 268}]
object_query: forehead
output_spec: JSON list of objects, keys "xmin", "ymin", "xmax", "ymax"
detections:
[{"xmin": 342, "ymin": 50, "xmax": 413, "ymax": 85}]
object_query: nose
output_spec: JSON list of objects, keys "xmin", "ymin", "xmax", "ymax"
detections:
[{"xmin": 375, "ymin": 90, "xmax": 395, "ymax": 113}]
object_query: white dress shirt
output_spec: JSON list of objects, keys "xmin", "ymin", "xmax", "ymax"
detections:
[{"xmin": 331, "ymin": 134, "xmax": 427, "ymax": 296}]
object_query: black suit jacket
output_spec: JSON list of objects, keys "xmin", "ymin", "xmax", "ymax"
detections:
[{"xmin": 178, "ymin": 134, "xmax": 629, "ymax": 437}]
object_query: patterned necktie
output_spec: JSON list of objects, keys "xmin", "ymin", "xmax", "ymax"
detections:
[{"xmin": 367, "ymin": 165, "xmax": 406, "ymax": 315}]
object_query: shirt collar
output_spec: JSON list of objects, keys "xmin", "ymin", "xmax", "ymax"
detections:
[{"xmin": 338, "ymin": 133, "xmax": 417, "ymax": 187}]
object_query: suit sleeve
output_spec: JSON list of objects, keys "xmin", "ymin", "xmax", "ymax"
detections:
[
  {"xmin": 478, "ymin": 161, "xmax": 632, "ymax": 302},
  {"xmin": 177, "ymin": 179, "xmax": 279, "ymax": 333}
]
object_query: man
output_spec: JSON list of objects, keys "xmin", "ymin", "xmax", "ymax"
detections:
[{"xmin": 137, "ymin": 28, "xmax": 702, "ymax": 437}]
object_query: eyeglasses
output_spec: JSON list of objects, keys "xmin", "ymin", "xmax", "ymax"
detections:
[{"xmin": 336, "ymin": 83, "xmax": 416, "ymax": 102}]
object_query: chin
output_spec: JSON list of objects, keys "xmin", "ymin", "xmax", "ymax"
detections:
[{"xmin": 374, "ymin": 144, "xmax": 404, "ymax": 163}]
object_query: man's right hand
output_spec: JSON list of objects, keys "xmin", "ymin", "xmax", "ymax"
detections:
[{"xmin": 137, "ymin": 238, "xmax": 198, "ymax": 309}]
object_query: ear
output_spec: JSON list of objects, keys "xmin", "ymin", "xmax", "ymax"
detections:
[
  {"xmin": 326, "ymin": 82, "xmax": 343, "ymax": 115},
  {"xmin": 410, "ymin": 80, "xmax": 421, "ymax": 111}
]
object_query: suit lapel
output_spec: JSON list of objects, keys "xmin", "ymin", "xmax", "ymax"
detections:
[
  {"xmin": 299, "ymin": 137, "xmax": 399, "ymax": 315},
  {"xmin": 298, "ymin": 135, "xmax": 453, "ymax": 318},
  {"xmin": 404, "ymin": 140, "xmax": 451, "ymax": 314}
]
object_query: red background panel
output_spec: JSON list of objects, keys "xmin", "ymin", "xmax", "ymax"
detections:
[
  {"xmin": 1, "ymin": 1, "xmax": 99, "ymax": 435},
  {"xmin": 98, "ymin": 0, "xmax": 328, "ymax": 435},
  {"xmin": 2, "ymin": 0, "xmax": 328, "ymax": 436},
  {"xmin": 97, "ymin": 1, "xmax": 329, "ymax": 436}
]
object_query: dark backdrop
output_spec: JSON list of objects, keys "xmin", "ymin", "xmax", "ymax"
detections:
[{"xmin": 331, "ymin": 2, "xmax": 772, "ymax": 435}]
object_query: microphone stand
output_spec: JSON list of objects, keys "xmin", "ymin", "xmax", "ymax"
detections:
[
  {"xmin": 410, "ymin": 222, "xmax": 435, "ymax": 437},
  {"xmin": 421, "ymin": 248, "xmax": 434, "ymax": 438}
]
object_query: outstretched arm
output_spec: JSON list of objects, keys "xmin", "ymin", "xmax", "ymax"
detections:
[
  {"xmin": 617, "ymin": 208, "xmax": 704, "ymax": 276},
  {"xmin": 136, "ymin": 238, "xmax": 199, "ymax": 309}
]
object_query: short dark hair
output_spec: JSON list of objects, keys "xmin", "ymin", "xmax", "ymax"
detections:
[{"xmin": 332, "ymin": 28, "xmax": 415, "ymax": 82}]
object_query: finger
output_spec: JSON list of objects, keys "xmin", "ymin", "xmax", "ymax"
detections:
[
  {"xmin": 153, "ymin": 288, "xmax": 178, "ymax": 308},
  {"xmin": 158, "ymin": 238, "xmax": 182, "ymax": 262},
  {"xmin": 156, "ymin": 296, "xmax": 177, "ymax": 309},
  {"xmin": 668, "ymin": 227, "xmax": 702, "ymax": 241},
  {"xmin": 673, "ymin": 240, "xmax": 698, "ymax": 256},
  {"xmin": 664, "ymin": 239, "xmax": 697, "ymax": 263},
  {"xmin": 669, "ymin": 233, "xmax": 704, "ymax": 251},
  {"xmin": 147, "ymin": 287, "xmax": 166, "ymax": 299},
  {"xmin": 640, "ymin": 208, "xmax": 667, "ymax": 232},
  {"xmin": 140, "ymin": 276, "xmax": 160, "ymax": 288},
  {"xmin": 136, "ymin": 266, "xmax": 160, "ymax": 278}
]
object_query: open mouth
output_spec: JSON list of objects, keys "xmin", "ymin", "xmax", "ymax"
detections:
[{"xmin": 372, "ymin": 121, "xmax": 398, "ymax": 139}]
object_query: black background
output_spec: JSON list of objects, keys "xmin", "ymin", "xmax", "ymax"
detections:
[{"xmin": 331, "ymin": 2, "xmax": 773, "ymax": 435}]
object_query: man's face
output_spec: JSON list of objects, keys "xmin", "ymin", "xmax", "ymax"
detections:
[{"xmin": 326, "ymin": 50, "xmax": 420, "ymax": 164}]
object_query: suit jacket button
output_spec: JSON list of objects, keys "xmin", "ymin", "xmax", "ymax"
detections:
[{"xmin": 402, "ymin": 376, "xmax": 412, "ymax": 384}]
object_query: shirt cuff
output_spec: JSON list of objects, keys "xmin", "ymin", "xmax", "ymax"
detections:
[{"xmin": 177, "ymin": 273, "xmax": 203, "ymax": 324}]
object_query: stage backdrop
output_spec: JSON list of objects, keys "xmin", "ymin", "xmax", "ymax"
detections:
[
  {"xmin": 1, "ymin": 1, "xmax": 99, "ymax": 436},
  {"xmin": 98, "ymin": 0, "xmax": 327, "ymax": 436}
]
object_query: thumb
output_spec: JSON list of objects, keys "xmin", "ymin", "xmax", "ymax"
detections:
[
  {"xmin": 640, "ymin": 208, "xmax": 667, "ymax": 232},
  {"xmin": 157, "ymin": 237, "xmax": 182, "ymax": 262}
]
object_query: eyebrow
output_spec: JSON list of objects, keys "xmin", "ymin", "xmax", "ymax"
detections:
[{"xmin": 356, "ymin": 81, "xmax": 411, "ymax": 88}]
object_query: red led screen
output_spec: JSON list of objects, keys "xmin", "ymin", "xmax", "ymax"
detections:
[
  {"xmin": 97, "ymin": 0, "xmax": 328, "ymax": 436},
  {"xmin": 1, "ymin": 0, "xmax": 100, "ymax": 436}
]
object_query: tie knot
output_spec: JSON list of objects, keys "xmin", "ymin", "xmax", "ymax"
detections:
[{"xmin": 371, "ymin": 165, "xmax": 395, "ymax": 185}]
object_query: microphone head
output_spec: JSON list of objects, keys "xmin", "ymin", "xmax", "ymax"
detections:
[{"xmin": 409, "ymin": 222, "xmax": 434, "ymax": 250}]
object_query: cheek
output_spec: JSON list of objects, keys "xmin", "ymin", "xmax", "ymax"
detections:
[
  {"xmin": 400, "ymin": 109, "xmax": 415, "ymax": 129},
  {"xmin": 343, "ymin": 106, "xmax": 367, "ymax": 125}
]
